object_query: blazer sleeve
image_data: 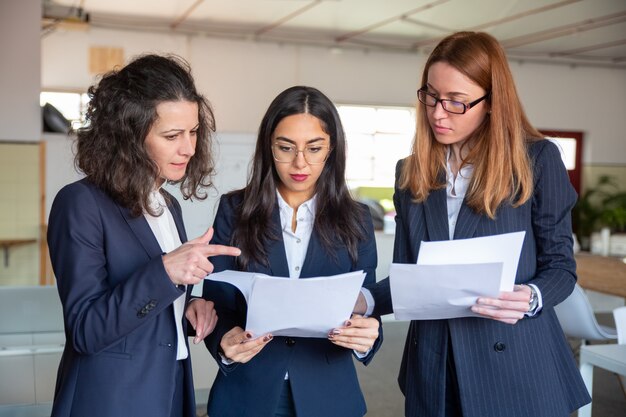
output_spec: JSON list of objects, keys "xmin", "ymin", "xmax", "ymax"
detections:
[
  {"xmin": 353, "ymin": 206, "xmax": 384, "ymax": 365},
  {"xmin": 367, "ymin": 159, "xmax": 409, "ymax": 317},
  {"xmin": 202, "ymin": 194, "xmax": 246, "ymax": 373},
  {"xmin": 48, "ymin": 182, "xmax": 184, "ymax": 355},
  {"xmin": 527, "ymin": 140, "xmax": 578, "ymax": 310}
]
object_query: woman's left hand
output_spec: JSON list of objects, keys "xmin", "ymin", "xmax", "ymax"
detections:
[
  {"xmin": 328, "ymin": 314, "xmax": 379, "ymax": 354},
  {"xmin": 185, "ymin": 299, "xmax": 218, "ymax": 344},
  {"xmin": 470, "ymin": 284, "xmax": 532, "ymax": 325}
]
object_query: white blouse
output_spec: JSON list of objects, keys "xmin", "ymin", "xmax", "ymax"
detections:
[{"xmin": 144, "ymin": 189, "xmax": 188, "ymax": 360}]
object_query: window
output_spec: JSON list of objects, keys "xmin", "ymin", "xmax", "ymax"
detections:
[
  {"xmin": 541, "ymin": 130, "xmax": 583, "ymax": 194},
  {"xmin": 337, "ymin": 105, "xmax": 415, "ymax": 188},
  {"xmin": 40, "ymin": 91, "xmax": 89, "ymax": 130}
]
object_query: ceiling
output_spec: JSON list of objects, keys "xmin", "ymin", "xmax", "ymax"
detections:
[{"xmin": 43, "ymin": 0, "xmax": 626, "ymax": 69}]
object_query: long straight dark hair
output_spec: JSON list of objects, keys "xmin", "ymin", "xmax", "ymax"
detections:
[{"xmin": 230, "ymin": 86, "xmax": 367, "ymax": 269}]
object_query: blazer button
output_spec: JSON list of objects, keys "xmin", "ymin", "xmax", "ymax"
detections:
[
  {"xmin": 285, "ymin": 338, "xmax": 296, "ymax": 347},
  {"xmin": 137, "ymin": 310, "xmax": 147, "ymax": 318},
  {"xmin": 494, "ymin": 342, "xmax": 506, "ymax": 352},
  {"xmin": 148, "ymin": 300, "xmax": 157, "ymax": 308}
]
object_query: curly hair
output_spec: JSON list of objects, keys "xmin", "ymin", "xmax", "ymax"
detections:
[{"xmin": 75, "ymin": 54, "xmax": 216, "ymax": 217}]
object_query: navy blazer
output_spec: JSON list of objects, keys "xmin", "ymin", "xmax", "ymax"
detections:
[
  {"xmin": 47, "ymin": 179, "xmax": 197, "ymax": 417},
  {"xmin": 368, "ymin": 140, "xmax": 590, "ymax": 417},
  {"xmin": 202, "ymin": 192, "xmax": 382, "ymax": 417}
]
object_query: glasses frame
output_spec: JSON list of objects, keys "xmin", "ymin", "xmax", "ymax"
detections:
[
  {"xmin": 271, "ymin": 143, "xmax": 332, "ymax": 165},
  {"xmin": 417, "ymin": 87, "xmax": 490, "ymax": 115}
]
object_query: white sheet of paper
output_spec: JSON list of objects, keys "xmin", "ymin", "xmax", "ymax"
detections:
[
  {"xmin": 390, "ymin": 262, "xmax": 503, "ymax": 320},
  {"xmin": 416, "ymin": 231, "xmax": 526, "ymax": 291},
  {"xmin": 204, "ymin": 270, "xmax": 263, "ymax": 301},
  {"xmin": 205, "ymin": 270, "xmax": 365, "ymax": 338}
]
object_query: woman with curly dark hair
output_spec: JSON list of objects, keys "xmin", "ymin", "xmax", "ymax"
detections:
[{"xmin": 47, "ymin": 54, "xmax": 240, "ymax": 417}]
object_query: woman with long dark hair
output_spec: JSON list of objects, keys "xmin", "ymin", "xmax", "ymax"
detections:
[
  {"xmin": 47, "ymin": 54, "xmax": 240, "ymax": 417},
  {"xmin": 203, "ymin": 86, "xmax": 381, "ymax": 417}
]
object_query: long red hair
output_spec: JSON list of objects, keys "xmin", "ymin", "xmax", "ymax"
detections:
[{"xmin": 400, "ymin": 31, "xmax": 542, "ymax": 218}]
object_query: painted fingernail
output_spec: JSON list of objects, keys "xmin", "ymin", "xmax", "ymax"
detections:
[
  {"xmin": 263, "ymin": 335, "xmax": 273, "ymax": 342},
  {"xmin": 245, "ymin": 333, "xmax": 252, "ymax": 339},
  {"xmin": 331, "ymin": 329, "xmax": 341, "ymax": 335},
  {"xmin": 345, "ymin": 320, "xmax": 352, "ymax": 326}
]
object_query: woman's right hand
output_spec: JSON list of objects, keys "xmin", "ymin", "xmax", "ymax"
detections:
[
  {"xmin": 162, "ymin": 227, "xmax": 241, "ymax": 286},
  {"xmin": 220, "ymin": 326, "xmax": 273, "ymax": 363}
]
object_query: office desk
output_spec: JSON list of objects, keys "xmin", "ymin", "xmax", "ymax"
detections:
[
  {"xmin": 575, "ymin": 253, "xmax": 626, "ymax": 298},
  {"xmin": 579, "ymin": 344, "xmax": 626, "ymax": 417}
]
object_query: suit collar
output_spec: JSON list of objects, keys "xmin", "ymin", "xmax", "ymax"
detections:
[
  {"xmin": 118, "ymin": 190, "xmax": 187, "ymax": 258},
  {"xmin": 424, "ymin": 181, "xmax": 450, "ymax": 242},
  {"xmin": 453, "ymin": 202, "xmax": 480, "ymax": 239},
  {"xmin": 265, "ymin": 203, "xmax": 290, "ymax": 278},
  {"xmin": 162, "ymin": 190, "xmax": 187, "ymax": 243},
  {"xmin": 423, "ymin": 170, "xmax": 481, "ymax": 242},
  {"xmin": 118, "ymin": 204, "xmax": 163, "ymax": 259}
]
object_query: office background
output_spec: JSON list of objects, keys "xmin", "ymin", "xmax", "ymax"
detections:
[{"xmin": 0, "ymin": 1, "xmax": 625, "ymax": 415}]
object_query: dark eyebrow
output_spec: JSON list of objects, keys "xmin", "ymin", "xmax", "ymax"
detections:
[
  {"xmin": 160, "ymin": 128, "xmax": 184, "ymax": 135},
  {"xmin": 274, "ymin": 137, "xmax": 326, "ymax": 144},
  {"xmin": 160, "ymin": 124, "xmax": 200, "ymax": 135}
]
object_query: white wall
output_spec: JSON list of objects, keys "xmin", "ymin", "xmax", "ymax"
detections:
[
  {"xmin": 41, "ymin": 26, "xmax": 626, "ymax": 237},
  {"xmin": 512, "ymin": 61, "xmax": 626, "ymax": 165},
  {"xmin": 42, "ymin": 27, "xmax": 626, "ymax": 164},
  {"xmin": 0, "ymin": 0, "xmax": 41, "ymax": 141}
]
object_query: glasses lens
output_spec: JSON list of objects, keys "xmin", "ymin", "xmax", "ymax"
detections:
[
  {"xmin": 442, "ymin": 100, "xmax": 466, "ymax": 114},
  {"xmin": 273, "ymin": 144, "xmax": 295, "ymax": 162},
  {"xmin": 273, "ymin": 144, "xmax": 330, "ymax": 164},
  {"xmin": 418, "ymin": 90, "xmax": 435, "ymax": 106},
  {"xmin": 304, "ymin": 145, "xmax": 329, "ymax": 164}
]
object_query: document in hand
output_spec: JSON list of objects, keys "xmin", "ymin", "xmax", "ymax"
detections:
[
  {"xmin": 205, "ymin": 270, "xmax": 366, "ymax": 338},
  {"xmin": 390, "ymin": 231, "xmax": 526, "ymax": 320}
]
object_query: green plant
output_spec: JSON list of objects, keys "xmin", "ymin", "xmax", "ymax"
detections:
[{"xmin": 573, "ymin": 175, "xmax": 626, "ymax": 249}]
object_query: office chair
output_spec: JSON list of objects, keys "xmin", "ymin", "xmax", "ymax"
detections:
[{"xmin": 554, "ymin": 283, "xmax": 617, "ymax": 345}]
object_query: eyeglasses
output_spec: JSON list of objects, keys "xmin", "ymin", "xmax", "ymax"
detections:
[
  {"xmin": 417, "ymin": 87, "xmax": 490, "ymax": 115},
  {"xmin": 272, "ymin": 143, "xmax": 332, "ymax": 165}
]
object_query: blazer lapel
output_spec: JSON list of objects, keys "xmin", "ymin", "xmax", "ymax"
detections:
[
  {"xmin": 167, "ymin": 200, "xmax": 188, "ymax": 244},
  {"xmin": 118, "ymin": 204, "xmax": 163, "ymax": 259},
  {"xmin": 453, "ymin": 202, "xmax": 481, "ymax": 240},
  {"xmin": 265, "ymin": 204, "xmax": 290, "ymax": 278},
  {"xmin": 423, "ymin": 187, "xmax": 450, "ymax": 242},
  {"xmin": 300, "ymin": 231, "xmax": 320, "ymax": 278}
]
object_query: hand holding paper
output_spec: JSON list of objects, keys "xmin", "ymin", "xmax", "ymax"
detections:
[
  {"xmin": 390, "ymin": 231, "xmax": 526, "ymax": 320},
  {"xmin": 219, "ymin": 326, "xmax": 273, "ymax": 364},
  {"xmin": 206, "ymin": 270, "xmax": 366, "ymax": 338}
]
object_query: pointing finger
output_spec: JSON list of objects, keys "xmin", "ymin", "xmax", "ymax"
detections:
[{"xmin": 200, "ymin": 244, "xmax": 241, "ymax": 257}]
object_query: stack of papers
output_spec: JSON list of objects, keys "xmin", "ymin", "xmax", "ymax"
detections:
[
  {"xmin": 205, "ymin": 270, "xmax": 365, "ymax": 338},
  {"xmin": 390, "ymin": 231, "xmax": 525, "ymax": 320}
]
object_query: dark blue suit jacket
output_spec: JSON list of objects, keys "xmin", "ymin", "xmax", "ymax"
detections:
[
  {"xmin": 368, "ymin": 140, "xmax": 591, "ymax": 417},
  {"xmin": 47, "ymin": 179, "xmax": 197, "ymax": 417},
  {"xmin": 202, "ymin": 192, "xmax": 382, "ymax": 417}
]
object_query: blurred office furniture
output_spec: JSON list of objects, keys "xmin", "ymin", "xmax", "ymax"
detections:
[
  {"xmin": 614, "ymin": 307, "xmax": 626, "ymax": 345},
  {"xmin": 555, "ymin": 284, "xmax": 618, "ymax": 345},
  {"xmin": 579, "ymin": 343, "xmax": 626, "ymax": 417},
  {"xmin": 575, "ymin": 253, "xmax": 626, "ymax": 298},
  {"xmin": 0, "ymin": 286, "xmax": 63, "ymax": 416}
]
